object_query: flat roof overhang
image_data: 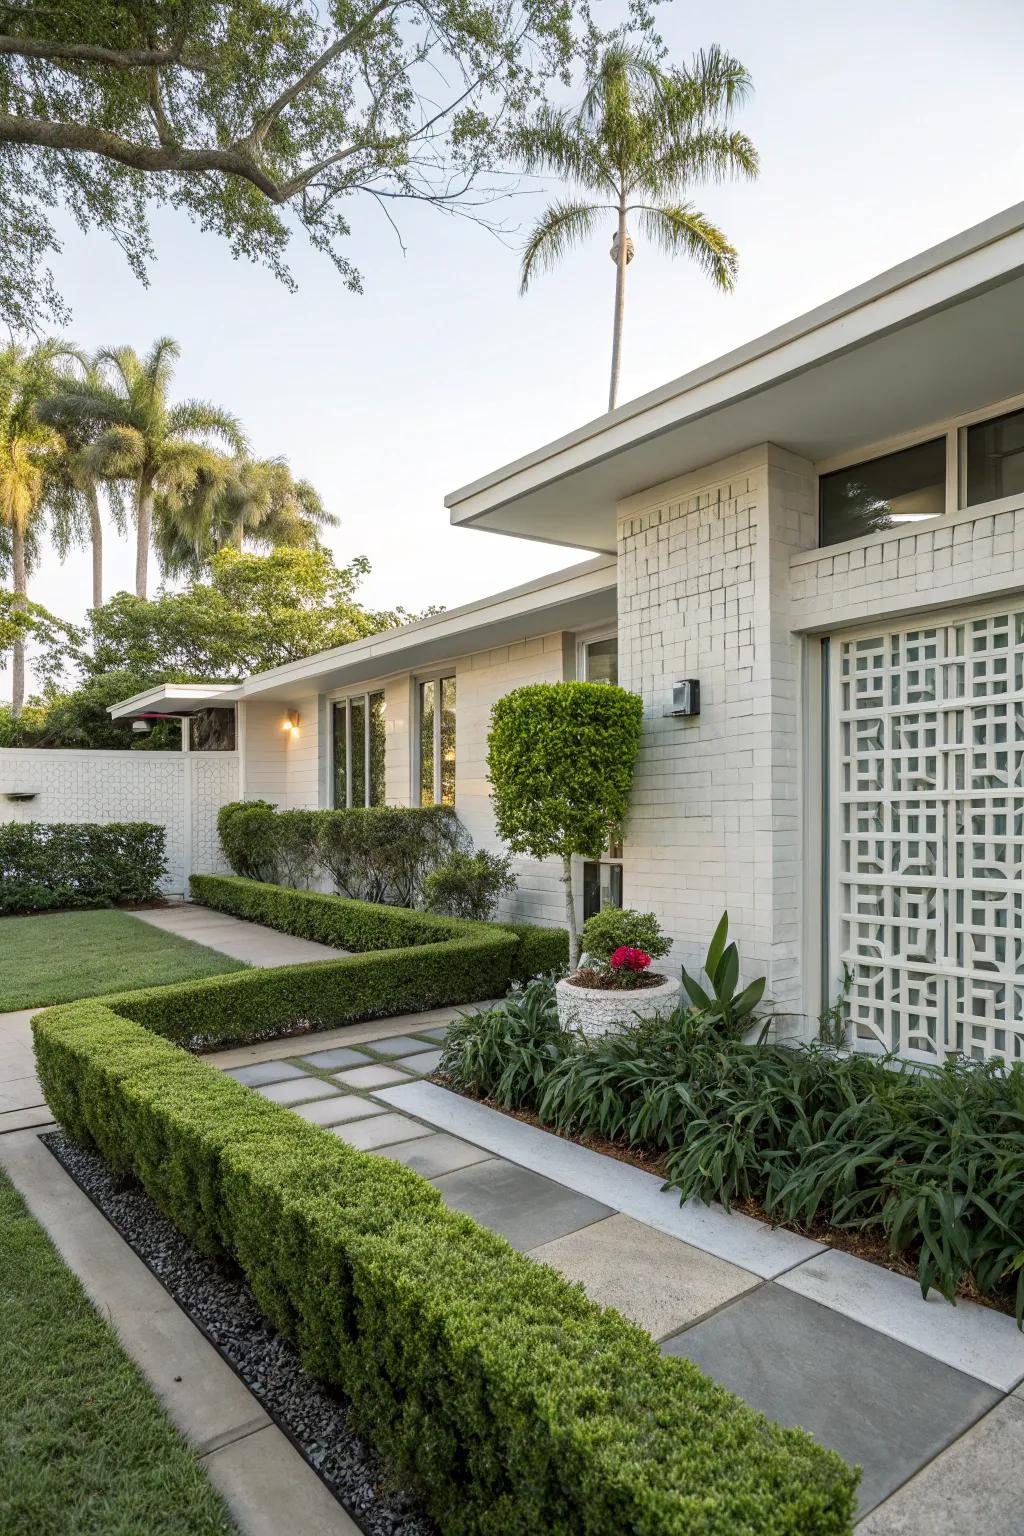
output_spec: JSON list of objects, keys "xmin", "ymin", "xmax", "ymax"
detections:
[
  {"xmin": 108, "ymin": 682, "xmax": 242, "ymax": 720},
  {"xmin": 236, "ymin": 556, "xmax": 617, "ymax": 701},
  {"xmin": 446, "ymin": 203, "xmax": 1024, "ymax": 552}
]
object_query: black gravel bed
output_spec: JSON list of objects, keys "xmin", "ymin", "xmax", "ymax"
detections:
[{"xmin": 43, "ymin": 1130, "xmax": 435, "ymax": 1536}]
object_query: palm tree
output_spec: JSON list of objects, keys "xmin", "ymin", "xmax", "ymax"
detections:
[
  {"xmin": 518, "ymin": 43, "xmax": 759, "ymax": 409},
  {"xmin": 36, "ymin": 352, "xmax": 126, "ymax": 610},
  {"xmin": 153, "ymin": 453, "xmax": 334, "ymax": 580},
  {"xmin": 44, "ymin": 337, "xmax": 247, "ymax": 599},
  {"xmin": 0, "ymin": 341, "xmax": 65, "ymax": 715}
]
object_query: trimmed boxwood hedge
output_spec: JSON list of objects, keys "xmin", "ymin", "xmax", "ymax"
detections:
[
  {"xmin": 34, "ymin": 998, "xmax": 858, "ymax": 1535},
  {"xmin": 190, "ymin": 874, "xmax": 568, "ymax": 987}
]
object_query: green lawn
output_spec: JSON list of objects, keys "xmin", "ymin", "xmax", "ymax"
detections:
[
  {"xmin": 0, "ymin": 910, "xmax": 245, "ymax": 1011},
  {"xmin": 0, "ymin": 1170, "xmax": 236, "ymax": 1536}
]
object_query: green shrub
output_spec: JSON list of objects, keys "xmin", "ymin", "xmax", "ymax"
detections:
[
  {"xmin": 0, "ymin": 821, "xmax": 167, "ymax": 915},
  {"xmin": 487, "ymin": 682, "xmax": 644, "ymax": 967},
  {"xmin": 272, "ymin": 809, "xmax": 322, "ymax": 888},
  {"xmin": 189, "ymin": 875, "xmax": 565, "ymax": 1023},
  {"xmin": 442, "ymin": 992, "xmax": 1024, "ymax": 1323},
  {"xmin": 216, "ymin": 800, "xmax": 279, "ymax": 882},
  {"xmin": 422, "ymin": 848, "xmax": 517, "ymax": 920},
  {"xmin": 33, "ymin": 1000, "xmax": 858, "ymax": 1534},
  {"xmin": 580, "ymin": 906, "xmax": 672, "ymax": 965},
  {"xmin": 680, "ymin": 912, "xmax": 767, "ymax": 1035}
]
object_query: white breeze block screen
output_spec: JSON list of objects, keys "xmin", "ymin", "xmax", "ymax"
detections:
[
  {"xmin": 830, "ymin": 604, "xmax": 1024, "ymax": 1063},
  {"xmin": 0, "ymin": 747, "xmax": 239, "ymax": 894}
]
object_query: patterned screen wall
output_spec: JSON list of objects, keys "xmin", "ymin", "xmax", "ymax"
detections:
[{"xmin": 831, "ymin": 606, "xmax": 1024, "ymax": 1062}]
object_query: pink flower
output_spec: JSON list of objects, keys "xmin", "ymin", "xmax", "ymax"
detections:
[{"xmin": 609, "ymin": 946, "xmax": 651, "ymax": 973}]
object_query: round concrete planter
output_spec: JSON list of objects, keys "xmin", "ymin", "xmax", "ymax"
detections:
[{"xmin": 555, "ymin": 974, "xmax": 681, "ymax": 1038}]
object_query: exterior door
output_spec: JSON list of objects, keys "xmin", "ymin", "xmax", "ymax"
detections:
[{"xmin": 827, "ymin": 602, "xmax": 1024, "ymax": 1062}]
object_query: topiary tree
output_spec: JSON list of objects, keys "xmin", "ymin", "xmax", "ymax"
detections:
[{"xmin": 487, "ymin": 682, "xmax": 644, "ymax": 968}]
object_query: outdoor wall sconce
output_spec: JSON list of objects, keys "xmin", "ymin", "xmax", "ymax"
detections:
[
  {"xmin": 665, "ymin": 679, "xmax": 701, "ymax": 718},
  {"xmin": 2, "ymin": 789, "xmax": 38, "ymax": 802},
  {"xmin": 282, "ymin": 709, "xmax": 300, "ymax": 736}
]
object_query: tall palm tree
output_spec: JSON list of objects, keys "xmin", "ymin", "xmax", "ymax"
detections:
[
  {"xmin": 36, "ymin": 352, "xmax": 126, "ymax": 610},
  {"xmin": 153, "ymin": 453, "xmax": 334, "ymax": 580},
  {"xmin": 45, "ymin": 337, "xmax": 247, "ymax": 599},
  {"xmin": 518, "ymin": 43, "xmax": 759, "ymax": 409},
  {"xmin": 0, "ymin": 341, "xmax": 65, "ymax": 715}
]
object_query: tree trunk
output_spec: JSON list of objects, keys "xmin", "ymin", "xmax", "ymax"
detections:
[
  {"xmin": 562, "ymin": 852, "xmax": 580, "ymax": 971},
  {"xmin": 10, "ymin": 521, "xmax": 26, "ymax": 718},
  {"xmin": 135, "ymin": 478, "xmax": 152, "ymax": 599},
  {"xmin": 88, "ymin": 484, "xmax": 103, "ymax": 609},
  {"xmin": 608, "ymin": 196, "xmax": 629, "ymax": 412}
]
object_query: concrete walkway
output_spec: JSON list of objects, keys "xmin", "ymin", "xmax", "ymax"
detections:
[
  {"xmin": 213, "ymin": 1020, "xmax": 1024, "ymax": 1533},
  {"xmin": 131, "ymin": 902, "xmax": 348, "ymax": 967}
]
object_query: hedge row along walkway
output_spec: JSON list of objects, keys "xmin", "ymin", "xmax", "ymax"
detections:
[{"xmin": 212, "ymin": 1015, "xmax": 1024, "ymax": 1533}]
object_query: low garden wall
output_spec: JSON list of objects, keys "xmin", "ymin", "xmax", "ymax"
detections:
[{"xmin": 34, "ymin": 989, "xmax": 859, "ymax": 1534}]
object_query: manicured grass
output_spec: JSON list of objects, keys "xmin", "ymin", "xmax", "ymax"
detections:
[
  {"xmin": 0, "ymin": 910, "xmax": 245, "ymax": 1011},
  {"xmin": 0, "ymin": 1169, "xmax": 235, "ymax": 1536}
]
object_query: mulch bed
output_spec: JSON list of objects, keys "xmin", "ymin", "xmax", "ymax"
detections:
[{"xmin": 43, "ymin": 1131, "xmax": 434, "ymax": 1536}]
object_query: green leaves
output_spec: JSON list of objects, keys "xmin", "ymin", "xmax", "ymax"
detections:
[{"xmin": 679, "ymin": 911, "xmax": 767, "ymax": 1037}]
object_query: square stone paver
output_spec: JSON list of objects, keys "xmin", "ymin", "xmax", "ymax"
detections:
[
  {"xmin": 383, "ymin": 1133, "xmax": 492, "ymax": 1179},
  {"xmin": 391, "ymin": 1049, "xmax": 443, "ymax": 1075},
  {"xmin": 361, "ymin": 1035, "xmax": 435, "ymax": 1057},
  {"xmin": 297, "ymin": 1047, "xmax": 372, "ymax": 1071},
  {"xmin": 530, "ymin": 1213, "xmax": 758, "ymax": 1339},
  {"xmin": 258, "ymin": 1077, "xmax": 340, "ymax": 1106},
  {"xmin": 332, "ymin": 1113, "xmax": 432, "ymax": 1151},
  {"xmin": 227, "ymin": 1061, "xmax": 308, "ymax": 1087},
  {"xmin": 432, "ymin": 1159, "xmax": 613, "ymax": 1252},
  {"xmin": 333, "ymin": 1064, "xmax": 412, "ymax": 1090},
  {"xmin": 855, "ymin": 1395, "xmax": 1024, "ymax": 1535},
  {"xmin": 662, "ymin": 1283, "xmax": 999, "ymax": 1515},
  {"xmin": 412, "ymin": 1026, "xmax": 448, "ymax": 1042},
  {"xmin": 293, "ymin": 1096, "xmax": 383, "ymax": 1128}
]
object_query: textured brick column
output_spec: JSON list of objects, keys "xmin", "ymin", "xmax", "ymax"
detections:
[{"xmin": 616, "ymin": 444, "xmax": 816, "ymax": 1014}]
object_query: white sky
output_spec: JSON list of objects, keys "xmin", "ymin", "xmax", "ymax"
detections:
[{"xmin": 9, "ymin": 0, "xmax": 1024, "ymax": 699}]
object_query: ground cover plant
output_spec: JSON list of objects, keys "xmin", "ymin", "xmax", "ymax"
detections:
[
  {"xmin": 439, "ymin": 979, "xmax": 1024, "ymax": 1322},
  {"xmin": 0, "ymin": 1169, "xmax": 235, "ymax": 1536},
  {"xmin": 0, "ymin": 820, "xmax": 166, "ymax": 914},
  {"xmin": 33, "ymin": 997, "xmax": 858, "ymax": 1534},
  {"xmin": 0, "ymin": 910, "xmax": 244, "ymax": 1011}
]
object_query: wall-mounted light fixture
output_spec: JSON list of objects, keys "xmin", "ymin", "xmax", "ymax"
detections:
[
  {"xmin": 664, "ymin": 679, "xmax": 700, "ymax": 718},
  {"xmin": 132, "ymin": 718, "xmax": 151, "ymax": 735},
  {"xmin": 282, "ymin": 709, "xmax": 300, "ymax": 736}
]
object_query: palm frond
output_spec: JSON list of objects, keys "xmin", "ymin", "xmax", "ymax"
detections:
[
  {"xmin": 669, "ymin": 46, "xmax": 753, "ymax": 124},
  {"xmin": 632, "ymin": 203, "xmax": 739, "ymax": 290},
  {"xmin": 166, "ymin": 399, "xmax": 248, "ymax": 454},
  {"xmin": 519, "ymin": 200, "xmax": 608, "ymax": 293},
  {"xmin": 87, "ymin": 424, "xmax": 147, "ymax": 481},
  {"xmin": 646, "ymin": 129, "xmax": 760, "ymax": 196}
]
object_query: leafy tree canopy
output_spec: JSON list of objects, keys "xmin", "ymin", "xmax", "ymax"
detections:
[{"xmin": 0, "ymin": 0, "xmax": 659, "ymax": 331}]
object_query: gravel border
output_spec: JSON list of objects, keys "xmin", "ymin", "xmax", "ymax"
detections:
[{"xmin": 43, "ymin": 1131, "xmax": 435, "ymax": 1536}]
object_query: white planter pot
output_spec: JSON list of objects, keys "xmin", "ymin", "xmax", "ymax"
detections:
[{"xmin": 555, "ymin": 974, "xmax": 681, "ymax": 1038}]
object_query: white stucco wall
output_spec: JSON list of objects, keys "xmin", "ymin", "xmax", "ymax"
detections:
[{"xmin": 0, "ymin": 747, "xmax": 238, "ymax": 894}]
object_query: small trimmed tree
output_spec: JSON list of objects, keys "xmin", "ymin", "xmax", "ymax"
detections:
[{"xmin": 487, "ymin": 681, "xmax": 644, "ymax": 968}]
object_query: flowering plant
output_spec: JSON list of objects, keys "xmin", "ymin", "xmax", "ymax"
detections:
[{"xmin": 605, "ymin": 945, "xmax": 654, "ymax": 988}]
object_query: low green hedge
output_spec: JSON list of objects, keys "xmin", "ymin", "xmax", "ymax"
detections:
[
  {"xmin": 0, "ymin": 821, "xmax": 167, "ymax": 915},
  {"xmin": 190, "ymin": 874, "xmax": 568, "ymax": 986},
  {"xmin": 34, "ymin": 999, "xmax": 858, "ymax": 1534}
]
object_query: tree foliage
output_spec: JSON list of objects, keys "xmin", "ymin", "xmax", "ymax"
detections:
[
  {"xmin": 0, "ymin": 0, "xmax": 658, "ymax": 331},
  {"xmin": 487, "ymin": 680, "xmax": 643, "ymax": 961}
]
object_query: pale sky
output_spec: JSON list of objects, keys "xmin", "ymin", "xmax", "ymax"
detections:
[{"xmin": 10, "ymin": 0, "xmax": 1024, "ymax": 698}]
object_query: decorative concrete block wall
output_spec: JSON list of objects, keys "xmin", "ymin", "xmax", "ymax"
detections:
[
  {"xmin": 0, "ymin": 747, "xmax": 238, "ymax": 894},
  {"xmin": 616, "ymin": 444, "xmax": 817, "ymax": 1013}
]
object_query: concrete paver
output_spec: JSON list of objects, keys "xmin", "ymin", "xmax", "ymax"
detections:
[
  {"xmin": 202, "ymin": 1424, "xmax": 360, "ymax": 1536},
  {"xmin": 332, "ymin": 1112, "xmax": 432, "ymax": 1151},
  {"xmin": 297, "ymin": 1046, "xmax": 373, "ymax": 1070},
  {"xmin": 333, "ymin": 1063, "xmax": 412, "ymax": 1090},
  {"xmin": 855, "ymin": 1395, "xmax": 1024, "ymax": 1534},
  {"xmin": 663, "ymin": 1283, "xmax": 999, "ymax": 1516},
  {"xmin": 294, "ymin": 1095, "xmax": 383, "ymax": 1127},
  {"xmin": 391, "ymin": 1048, "xmax": 443, "ymax": 1073},
  {"xmin": 531, "ymin": 1212, "xmax": 758, "ymax": 1340},
  {"xmin": 257, "ymin": 1077, "xmax": 339, "ymax": 1106},
  {"xmin": 382, "ymin": 1132, "xmax": 493, "ymax": 1179},
  {"xmin": 432, "ymin": 1158, "xmax": 613, "ymax": 1252},
  {"xmin": 226, "ymin": 1061, "xmax": 308, "ymax": 1087}
]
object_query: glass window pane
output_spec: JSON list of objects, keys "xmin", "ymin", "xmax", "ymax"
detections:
[
  {"xmin": 419, "ymin": 681, "xmax": 435, "ymax": 806},
  {"xmin": 585, "ymin": 636, "xmax": 618, "ymax": 685},
  {"xmin": 350, "ymin": 696, "xmax": 366, "ymax": 808},
  {"xmin": 819, "ymin": 439, "xmax": 946, "ymax": 547},
  {"xmin": 440, "ymin": 676, "xmax": 456, "ymax": 806},
  {"xmin": 368, "ymin": 692, "xmax": 386, "ymax": 807},
  {"xmin": 582, "ymin": 861, "xmax": 601, "ymax": 921},
  {"xmin": 332, "ymin": 702, "xmax": 347, "ymax": 808},
  {"xmin": 966, "ymin": 408, "xmax": 1024, "ymax": 506}
]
